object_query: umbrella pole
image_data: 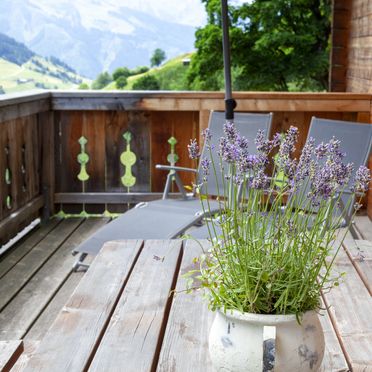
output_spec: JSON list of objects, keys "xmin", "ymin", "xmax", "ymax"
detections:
[{"xmin": 221, "ymin": 0, "xmax": 237, "ymax": 120}]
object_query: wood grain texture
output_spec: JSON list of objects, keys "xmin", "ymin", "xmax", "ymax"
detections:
[
  {"xmin": 89, "ymin": 239, "xmax": 183, "ymax": 372},
  {"xmin": 0, "ymin": 218, "xmax": 109, "ymax": 340},
  {"xmin": 0, "ymin": 340, "xmax": 23, "ymax": 372},
  {"xmin": 322, "ymin": 231, "xmax": 372, "ymax": 370},
  {"xmin": 23, "ymin": 240, "xmax": 143, "ymax": 372},
  {"xmin": 10, "ymin": 340, "xmax": 40, "ymax": 372},
  {"xmin": 0, "ymin": 218, "xmax": 61, "ymax": 279},
  {"xmin": 157, "ymin": 239, "xmax": 214, "ymax": 372},
  {"xmin": 0, "ymin": 218, "xmax": 82, "ymax": 311},
  {"xmin": 343, "ymin": 237, "xmax": 372, "ymax": 295},
  {"xmin": 319, "ymin": 301, "xmax": 349, "ymax": 372}
]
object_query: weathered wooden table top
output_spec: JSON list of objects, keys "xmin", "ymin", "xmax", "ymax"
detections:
[{"xmin": 16, "ymin": 239, "xmax": 372, "ymax": 371}]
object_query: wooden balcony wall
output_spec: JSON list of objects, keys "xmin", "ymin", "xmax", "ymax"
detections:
[
  {"xmin": 330, "ymin": 0, "xmax": 372, "ymax": 93},
  {"xmin": 1, "ymin": 91, "xmax": 372, "ymax": 245}
]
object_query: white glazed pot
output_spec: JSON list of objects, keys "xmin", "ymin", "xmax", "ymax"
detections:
[{"xmin": 208, "ymin": 310, "xmax": 324, "ymax": 372}]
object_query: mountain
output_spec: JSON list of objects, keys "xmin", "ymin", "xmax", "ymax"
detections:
[
  {"xmin": 0, "ymin": 33, "xmax": 88, "ymax": 94},
  {"xmin": 0, "ymin": 0, "xmax": 199, "ymax": 78}
]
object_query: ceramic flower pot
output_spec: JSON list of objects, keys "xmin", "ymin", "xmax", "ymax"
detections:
[{"xmin": 208, "ymin": 309, "xmax": 324, "ymax": 372}]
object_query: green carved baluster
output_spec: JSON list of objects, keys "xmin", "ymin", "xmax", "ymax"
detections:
[
  {"xmin": 4, "ymin": 145, "xmax": 12, "ymax": 209},
  {"xmin": 77, "ymin": 136, "xmax": 90, "ymax": 217},
  {"xmin": 120, "ymin": 131, "xmax": 136, "ymax": 191},
  {"xmin": 167, "ymin": 136, "xmax": 179, "ymax": 176},
  {"xmin": 77, "ymin": 136, "xmax": 90, "ymax": 182}
]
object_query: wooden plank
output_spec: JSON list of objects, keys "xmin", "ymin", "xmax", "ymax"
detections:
[
  {"xmin": 89, "ymin": 239, "xmax": 183, "ymax": 372},
  {"xmin": 104, "ymin": 110, "xmax": 128, "ymax": 193},
  {"xmin": 343, "ymin": 238, "xmax": 372, "ymax": 295},
  {"xmin": 0, "ymin": 218, "xmax": 61, "ymax": 279},
  {"xmin": 24, "ymin": 272, "xmax": 86, "ymax": 341},
  {"xmin": 0, "ymin": 196, "xmax": 44, "ymax": 247},
  {"xmin": 10, "ymin": 340, "xmax": 40, "ymax": 372},
  {"xmin": 319, "ymin": 300, "xmax": 349, "ymax": 372},
  {"xmin": 157, "ymin": 239, "xmax": 214, "ymax": 372},
  {"xmin": 0, "ymin": 99, "xmax": 50, "ymax": 122},
  {"xmin": 54, "ymin": 192, "xmax": 182, "ymax": 203},
  {"xmin": 355, "ymin": 215, "xmax": 372, "ymax": 241},
  {"xmin": 322, "ymin": 231, "xmax": 372, "ymax": 370},
  {"xmin": 39, "ymin": 111, "xmax": 55, "ymax": 220},
  {"xmin": 0, "ymin": 218, "xmax": 82, "ymax": 311},
  {"xmin": 23, "ymin": 240, "xmax": 143, "ymax": 372},
  {"xmin": 0, "ymin": 340, "xmax": 23, "ymax": 372},
  {"xmin": 151, "ymin": 111, "xmax": 175, "ymax": 192},
  {"xmin": 0, "ymin": 218, "xmax": 109, "ymax": 340}
]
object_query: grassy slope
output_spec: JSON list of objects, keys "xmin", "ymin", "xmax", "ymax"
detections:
[
  {"xmin": 104, "ymin": 53, "xmax": 192, "ymax": 91},
  {"xmin": 0, "ymin": 56, "xmax": 90, "ymax": 94}
]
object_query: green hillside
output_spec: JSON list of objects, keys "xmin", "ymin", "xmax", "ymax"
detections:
[
  {"xmin": 0, "ymin": 33, "xmax": 89, "ymax": 94},
  {"xmin": 105, "ymin": 53, "xmax": 192, "ymax": 91}
]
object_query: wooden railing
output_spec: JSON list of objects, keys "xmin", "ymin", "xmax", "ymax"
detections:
[{"xmin": 1, "ymin": 91, "xmax": 372, "ymax": 245}]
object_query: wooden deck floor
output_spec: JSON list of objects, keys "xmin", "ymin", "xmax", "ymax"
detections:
[{"xmin": 0, "ymin": 214, "xmax": 371, "ymax": 371}]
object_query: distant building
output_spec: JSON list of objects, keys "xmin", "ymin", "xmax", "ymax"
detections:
[{"xmin": 182, "ymin": 58, "xmax": 191, "ymax": 66}]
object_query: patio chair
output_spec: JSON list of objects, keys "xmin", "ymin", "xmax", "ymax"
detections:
[
  {"xmin": 189, "ymin": 116, "xmax": 372, "ymax": 239},
  {"xmin": 292, "ymin": 116, "xmax": 372, "ymax": 239},
  {"xmin": 72, "ymin": 111, "xmax": 273, "ymax": 270}
]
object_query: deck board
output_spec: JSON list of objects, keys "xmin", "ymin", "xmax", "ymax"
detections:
[
  {"xmin": 0, "ymin": 219, "xmax": 82, "ymax": 311},
  {"xmin": 0, "ymin": 218, "xmax": 108, "ymax": 340},
  {"xmin": 0, "ymin": 215, "xmax": 370, "ymax": 371},
  {"xmin": 0, "ymin": 340, "xmax": 23, "ymax": 371},
  {"xmin": 23, "ymin": 240, "xmax": 143, "ymax": 372},
  {"xmin": 0, "ymin": 218, "xmax": 61, "ymax": 279}
]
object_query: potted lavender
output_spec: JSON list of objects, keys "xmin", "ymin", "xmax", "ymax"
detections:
[{"xmin": 186, "ymin": 122, "xmax": 370, "ymax": 372}]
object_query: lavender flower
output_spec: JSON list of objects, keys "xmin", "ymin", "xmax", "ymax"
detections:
[
  {"xmin": 219, "ymin": 137, "xmax": 240, "ymax": 163},
  {"xmin": 202, "ymin": 128, "xmax": 212, "ymax": 142},
  {"xmin": 276, "ymin": 126, "xmax": 299, "ymax": 172},
  {"xmin": 352, "ymin": 165, "xmax": 371, "ymax": 193},
  {"xmin": 223, "ymin": 121, "xmax": 238, "ymax": 142},
  {"xmin": 255, "ymin": 129, "xmax": 275, "ymax": 155},
  {"xmin": 294, "ymin": 138, "xmax": 315, "ymax": 184},
  {"xmin": 251, "ymin": 170, "xmax": 269, "ymax": 189},
  {"xmin": 188, "ymin": 139, "xmax": 200, "ymax": 159},
  {"xmin": 201, "ymin": 157, "xmax": 211, "ymax": 181}
]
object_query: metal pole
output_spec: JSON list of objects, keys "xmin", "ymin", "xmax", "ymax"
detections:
[{"xmin": 221, "ymin": 0, "xmax": 236, "ymax": 120}]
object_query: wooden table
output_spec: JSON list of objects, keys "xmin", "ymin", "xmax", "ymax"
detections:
[{"xmin": 18, "ymin": 239, "xmax": 372, "ymax": 371}]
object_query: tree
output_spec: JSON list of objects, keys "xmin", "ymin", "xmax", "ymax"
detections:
[
  {"xmin": 91, "ymin": 71, "xmax": 112, "ymax": 89},
  {"xmin": 187, "ymin": 0, "xmax": 331, "ymax": 91},
  {"xmin": 112, "ymin": 67, "xmax": 131, "ymax": 81},
  {"xmin": 132, "ymin": 75, "xmax": 160, "ymax": 90},
  {"xmin": 78, "ymin": 82, "xmax": 89, "ymax": 90},
  {"xmin": 116, "ymin": 76, "xmax": 128, "ymax": 89},
  {"xmin": 150, "ymin": 48, "xmax": 166, "ymax": 67}
]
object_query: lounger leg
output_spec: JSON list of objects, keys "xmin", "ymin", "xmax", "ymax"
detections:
[{"xmin": 72, "ymin": 253, "xmax": 90, "ymax": 271}]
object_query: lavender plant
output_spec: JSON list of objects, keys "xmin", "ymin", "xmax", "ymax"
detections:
[{"xmin": 186, "ymin": 123, "xmax": 371, "ymax": 316}]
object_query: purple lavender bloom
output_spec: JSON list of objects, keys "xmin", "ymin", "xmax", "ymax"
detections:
[
  {"xmin": 238, "ymin": 154, "xmax": 259, "ymax": 173},
  {"xmin": 202, "ymin": 128, "xmax": 212, "ymax": 142},
  {"xmin": 200, "ymin": 157, "xmax": 211, "ymax": 181},
  {"xmin": 236, "ymin": 135, "xmax": 249, "ymax": 154},
  {"xmin": 188, "ymin": 139, "xmax": 200, "ymax": 159},
  {"xmin": 223, "ymin": 121, "xmax": 238, "ymax": 142},
  {"xmin": 295, "ymin": 138, "xmax": 315, "ymax": 183},
  {"xmin": 251, "ymin": 170, "xmax": 269, "ymax": 189},
  {"xmin": 352, "ymin": 165, "xmax": 371, "ymax": 193},
  {"xmin": 255, "ymin": 129, "xmax": 275, "ymax": 155},
  {"xmin": 276, "ymin": 126, "xmax": 299, "ymax": 170},
  {"xmin": 219, "ymin": 137, "xmax": 240, "ymax": 163},
  {"xmin": 314, "ymin": 142, "xmax": 327, "ymax": 159}
]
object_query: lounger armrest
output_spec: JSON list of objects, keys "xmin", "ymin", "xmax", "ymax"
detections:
[
  {"xmin": 156, "ymin": 164, "xmax": 196, "ymax": 200},
  {"xmin": 156, "ymin": 164, "xmax": 198, "ymax": 173}
]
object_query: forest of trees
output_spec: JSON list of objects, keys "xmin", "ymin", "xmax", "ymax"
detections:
[
  {"xmin": 187, "ymin": 0, "xmax": 331, "ymax": 91},
  {"xmin": 90, "ymin": 0, "xmax": 331, "ymax": 92}
]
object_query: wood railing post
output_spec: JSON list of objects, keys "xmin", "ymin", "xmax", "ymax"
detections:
[{"xmin": 39, "ymin": 111, "xmax": 55, "ymax": 222}]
